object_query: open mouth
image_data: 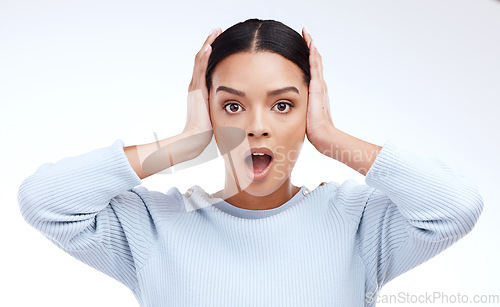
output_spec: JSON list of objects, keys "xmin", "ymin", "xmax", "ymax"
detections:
[{"xmin": 243, "ymin": 148, "xmax": 274, "ymax": 182}]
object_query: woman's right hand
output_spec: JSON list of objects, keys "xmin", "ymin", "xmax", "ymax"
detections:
[
  {"xmin": 183, "ymin": 27, "xmax": 222, "ymax": 148},
  {"xmin": 125, "ymin": 28, "xmax": 223, "ymax": 179}
]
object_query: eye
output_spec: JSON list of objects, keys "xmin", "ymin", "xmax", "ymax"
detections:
[
  {"xmin": 222, "ymin": 101, "xmax": 294, "ymax": 114},
  {"xmin": 273, "ymin": 101, "xmax": 294, "ymax": 114},
  {"xmin": 223, "ymin": 102, "xmax": 244, "ymax": 114}
]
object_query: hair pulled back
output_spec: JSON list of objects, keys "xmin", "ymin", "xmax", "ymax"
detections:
[{"xmin": 205, "ymin": 18, "xmax": 311, "ymax": 92}]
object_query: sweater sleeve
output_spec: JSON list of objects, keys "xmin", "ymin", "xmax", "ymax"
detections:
[
  {"xmin": 338, "ymin": 138, "xmax": 484, "ymax": 291},
  {"xmin": 17, "ymin": 139, "xmax": 156, "ymax": 290}
]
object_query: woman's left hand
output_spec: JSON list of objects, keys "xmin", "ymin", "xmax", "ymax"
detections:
[{"xmin": 301, "ymin": 27, "xmax": 335, "ymax": 150}]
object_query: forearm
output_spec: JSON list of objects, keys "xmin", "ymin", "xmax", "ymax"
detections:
[
  {"xmin": 315, "ymin": 126, "xmax": 382, "ymax": 176},
  {"xmin": 124, "ymin": 130, "xmax": 211, "ymax": 180},
  {"xmin": 364, "ymin": 138, "xmax": 484, "ymax": 239},
  {"xmin": 18, "ymin": 139, "xmax": 143, "ymax": 248}
]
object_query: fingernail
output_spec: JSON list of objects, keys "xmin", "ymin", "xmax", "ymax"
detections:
[
  {"xmin": 204, "ymin": 44, "xmax": 210, "ymax": 52},
  {"xmin": 303, "ymin": 26, "xmax": 308, "ymax": 33},
  {"xmin": 311, "ymin": 39, "xmax": 315, "ymax": 49},
  {"xmin": 208, "ymin": 28, "xmax": 215, "ymax": 36}
]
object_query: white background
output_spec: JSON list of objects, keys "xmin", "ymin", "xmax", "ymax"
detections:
[{"xmin": 1, "ymin": 0, "xmax": 499, "ymax": 306}]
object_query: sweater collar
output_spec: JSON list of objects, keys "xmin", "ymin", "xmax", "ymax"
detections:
[{"xmin": 184, "ymin": 185, "xmax": 310, "ymax": 219}]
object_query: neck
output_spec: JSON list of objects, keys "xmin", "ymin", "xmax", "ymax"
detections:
[{"xmin": 215, "ymin": 176, "xmax": 300, "ymax": 210}]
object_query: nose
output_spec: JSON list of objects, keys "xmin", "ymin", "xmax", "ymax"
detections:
[{"xmin": 247, "ymin": 109, "xmax": 270, "ymax": 138}]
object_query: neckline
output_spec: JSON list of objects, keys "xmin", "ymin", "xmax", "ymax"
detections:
[{"xmin": 208, "ymin": 185, "xmax": 309, "ymax": 219}]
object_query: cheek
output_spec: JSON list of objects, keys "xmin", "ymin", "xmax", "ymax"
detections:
[
  {"xmin": 209, "ymin": 104, "xmax": 223, "ymax": 126},
  {"xmin": 209, "ymin": 102, "xmax": 231, "ymax": 127},
  {"xmin": 284, "ymin": 111, "xmax": 307, "ymax": 135},
  {"xmin": 286, "ymin": 139, "xmax": 303, "ymax": 159},
  {"xmin": 278, "ymin": 120, "xmax": 305, "ymax": 163},
  {"xmin": 276, "ymin": 128, "xmax": 303, "ymax": 159}
]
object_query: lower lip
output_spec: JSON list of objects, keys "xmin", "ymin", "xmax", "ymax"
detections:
[{"xmin": 244, "ymin": 157, "xmax": 273, "ymax": 182}]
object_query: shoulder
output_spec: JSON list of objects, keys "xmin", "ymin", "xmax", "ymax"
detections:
[
  {"xmin": 326, "ymin": 179, "xmax": 378, "ymax": 227},
  {"xmin": 130, "ymin": 186, "xmax": 184, "ymax": 209},
  {"xmin": 110, "ymin": 185, "xmax": 186, "ymax": 226},
  {"xmin": 329, "ymin": 179, "xmax": 376, "ymax": 204}
]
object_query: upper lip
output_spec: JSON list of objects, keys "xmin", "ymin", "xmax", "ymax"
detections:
[{"xmin": 243, "ymin": 147, "xmax": 274, "ymax": 160}]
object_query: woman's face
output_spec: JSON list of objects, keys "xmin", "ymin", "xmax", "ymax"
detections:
[{"xmin": 209, "ymin": 51, "xmax": 308, "ymax": 197}]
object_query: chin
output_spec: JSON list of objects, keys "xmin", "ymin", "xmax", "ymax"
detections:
[{"xmin": 223, "ymin": 154, "xmax": 291, "ymax": 198}]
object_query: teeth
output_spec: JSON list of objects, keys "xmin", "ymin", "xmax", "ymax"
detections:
[{"xmin": 252, "ymin": 153, "xmax": 265, "ymax": 156}]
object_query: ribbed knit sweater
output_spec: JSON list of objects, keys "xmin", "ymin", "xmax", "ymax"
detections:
[{"xmin": 17, "ymin": 138, "xmax": 484, "ymax": 306}]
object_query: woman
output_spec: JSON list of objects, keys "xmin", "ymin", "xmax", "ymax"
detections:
[{"xmin": 18, "ymin": 18, "xmax": 484, "ymax": 306}]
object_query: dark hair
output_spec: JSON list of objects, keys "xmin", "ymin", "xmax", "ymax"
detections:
[{"xmin": 205, "ymin": 18, "xmax": 311, "ymax": 93}]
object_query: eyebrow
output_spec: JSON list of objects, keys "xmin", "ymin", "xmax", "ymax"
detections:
[{"xmin": 215, "ymin": 85, "xmax": 300, "ymax": 97}]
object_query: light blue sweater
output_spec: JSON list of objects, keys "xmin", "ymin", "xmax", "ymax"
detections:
[{"xmin": 17, "ymin": 138, "xmax": 484, "ymax": 306}]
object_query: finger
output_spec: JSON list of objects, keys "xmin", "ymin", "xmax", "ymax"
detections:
[
  {"xmin": 303, "ymin": 27, "xmax": 324, "ymax": 84},
  {"xmin": 198, "ymin": 44, "xmax": 211, "ymax": 88},
  {"xmin": 196, "ymin": 31, "xmax": 214, "ymax": 62},
  {"xmin": 195, "ymin": 28, "xmax": 221, "ymax": 68},
  {"xmin": 191, "ymin": 28, "xmax": 221, "ymax": 91},
  {"xmin": 309, "ymin": 40, "xmax": 323, "ymax": 84},
  {"xmin": 302, "ymin": 26, "xmax": 312, "ymax": 47},
  {"xmin": 197, "ymin": 42, "xmax": 214, "ymax": 102},
  {"xmin": 302, "ymin": 26, "xmax": 309, "ymax": 44},
  {"xmin": 202, "ymin": 28, "xmax": 218, "ymax": 49},
  {"xmin": 200, "ymin": 27, "xmax": 222, "ymax": 54},
  {"xmin": 311, "ymin": 40, "xmax": 325, "ymax": 84},
  {"xmin": 190, "ymin": 46, "xmax": 211, "ymax": 92}
]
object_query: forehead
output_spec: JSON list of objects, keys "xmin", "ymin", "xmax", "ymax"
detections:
[{"xmin": 212, "ymin": 51, "xmax": 304, "ymax": 88}]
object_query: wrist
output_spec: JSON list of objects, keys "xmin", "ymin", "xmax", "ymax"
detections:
[
  {"xmin": 180, "ymin": 129, "xmax": 213, "ymax": 153},
  {"xmin": 311, "ymin": 125, "xmax": 341, "ymax": 158}
]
